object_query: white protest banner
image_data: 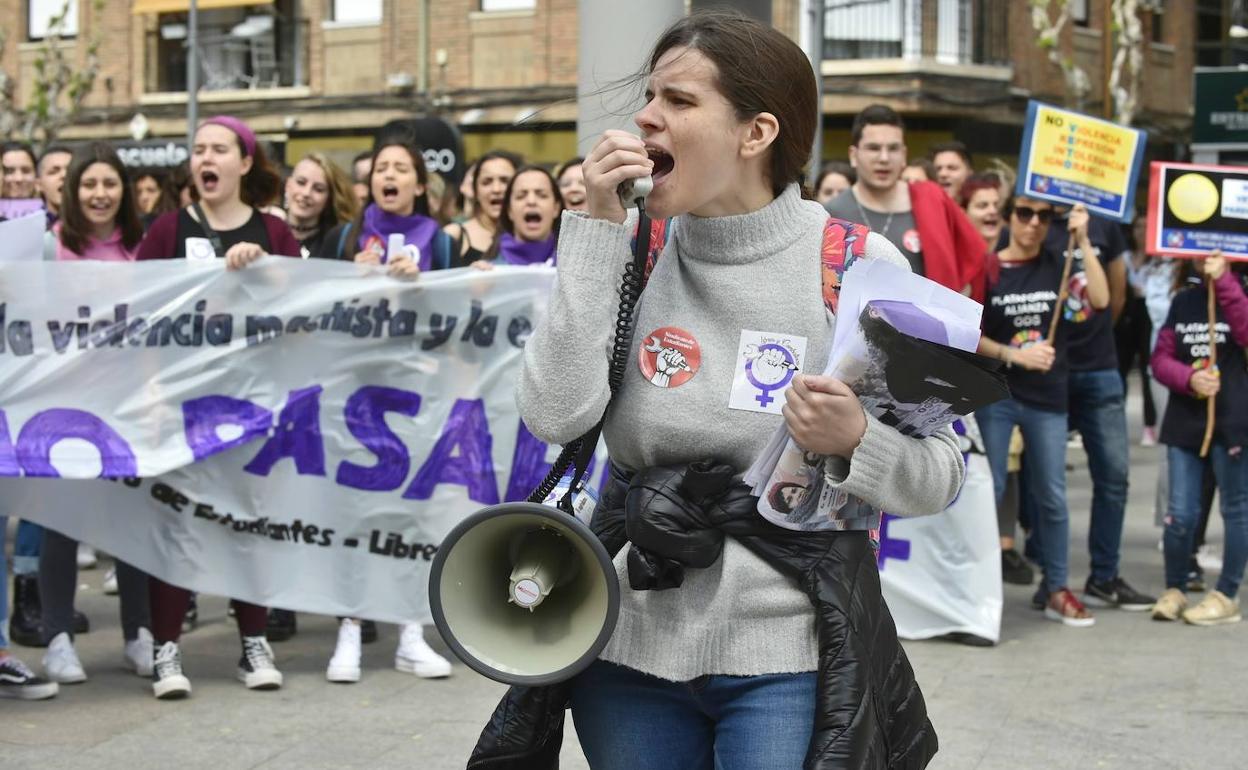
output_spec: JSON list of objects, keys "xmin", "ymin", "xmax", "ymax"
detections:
[
  {"xmin": 0, "ymin": 260, "xmax": 613, "ymax": 625},
  {"xmin": 878, "ymin": 416, "xmax": 1003, "ymax": 643}
]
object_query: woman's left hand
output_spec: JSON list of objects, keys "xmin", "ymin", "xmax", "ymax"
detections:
[
  {"xmin": 782, "ymin": 374, "xmax": 867, "ymax": 459},
  {"xmin": 1203, "ymin": 249, "xmax": 1227, "ymax": 281},
  {"xmin": 1068, "ymin": 203, "xmax": 1090, "ymax": 243},
  {"xmin": 224, "ymin": 242, "xmax": 266, "ymax": 270},
  {"xmin": 387, "ymin": 254, "xmax": 421, "ymax": 281}
]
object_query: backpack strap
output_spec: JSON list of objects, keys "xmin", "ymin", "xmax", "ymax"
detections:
[
  {"xmin": 432, "ymin": 231, "xmax": 452, "ymax": 270},
  {"xmin": 819, "ymin": 216, "xmax": 872, "ymax": 315},
  {"xmin": 335, "ymin": 222, "xmax": 355, "ymax": 261}
]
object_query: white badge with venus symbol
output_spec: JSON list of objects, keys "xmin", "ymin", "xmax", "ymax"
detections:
[
  {"xmin": 728, "ymin": 330, "xmax": 807, "ymax": 414},
  {"xmin": 185, "ymin": 237, "xmax": 217, "ymax": 263}
]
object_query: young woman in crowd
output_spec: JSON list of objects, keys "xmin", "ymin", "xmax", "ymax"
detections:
[
  {"xmin": 284, "ymin": 152, "xmax": 357, "ymax": 259},
  {"xmin": 312, "ymin": 137, "xmax": 452, "ymax": 683},
  {"xmin": 976, "ymin": 199, "xmax": 1108, "ymax": 626},
  {"xmin": 1, "ymin": 141, "xmax": 38, "ymax": 199},
  {"xmin": 36, "ymin": 143, "xmax": 154, "ymax": 685},
  {"xmin": 555, "ymin": 157, "xmax": 587, "ymax": 212},
  {"xmin": 471, "ymin": 165, "xmax": 563, "ymax": 268},
  {"xmin": 959, "ymin": 173, "xmax": 1003, "ymax": 251},
  {"xmin": 901, "ymin": 157, "xmax": 935, "ymax": 184},
  {"xmin": 443, "ymin": 150, "xmax": 518, "ymax": 264},
  {"xmin": 133, "ymin": 171, "xmax": 175, "ymax": 216},
  {"xmin": 505, "ymin": 13, "xmax": 961, "ymax": 767},
  {"xmin": 813, "ymin": 159, "xmax": 854, "ymax": 204},
  {"xmin": 137, "ymin": 115, "xmax": 300, "ymax": 699},
  {"xmin": 1151, "ymin": 252, "xmax": 1248, "ymax": 626}
]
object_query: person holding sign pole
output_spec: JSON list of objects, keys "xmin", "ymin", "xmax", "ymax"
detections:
[
  {"xmin": 976, "ymin": 199, "xmax": 1109, "ymax": 627},
  {"xmin": 136, "ymin": 115, "xmax": 299, "ymax": 700},
  {"xmin": 1150, "ymin": 252, "xmax": 1248, "ymax": 626}
]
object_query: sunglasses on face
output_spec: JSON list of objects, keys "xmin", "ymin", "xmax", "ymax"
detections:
[{"xmin": 1013, "ymin": 206, "xmax": 1053, "ymax": 225}]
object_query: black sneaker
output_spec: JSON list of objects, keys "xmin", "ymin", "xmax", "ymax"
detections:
[
  {"xmin": 265, "ymin": 609, "xmax": 297, "ymax": 642},
  {"xmin": 152, "ymin": 641, "xmax": 191, "ymax": 700},
  {"xmin": 182, "ymin": 596, "xmax": 198, "ymax": 635},
  {"xmin": 1002, "ymin": 549, "xmax": 1035, "ymax": 585},
  {"xmin": 945, "ymin": 632, "xmax": 995, "ymax": 647},
  {"xmin": 237, "ymin": 636, "xmax": 283, "ymax": 690},
  {"xmin": 1031, "ymin": 585, "xmax": 1049, "ymax": 610},
  {"xmin": 360, "ymin": 619, "xmax": 378, "ymax": 645},
  {"xmin": 1083, "ymin": 576, "xmax": 1156, "ymax": 611},
  {"xmin": 0, "ymin": 655, "xmax": 58, "ymax": 700}
]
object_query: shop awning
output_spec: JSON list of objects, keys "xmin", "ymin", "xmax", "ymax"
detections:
[{"xmin": 132, "ymin": 0, "xmax": 272, "ymax": 14}]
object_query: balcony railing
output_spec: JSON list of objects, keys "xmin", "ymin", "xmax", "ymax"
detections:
[
  {"xmin": 145, "ymin": 13, "xmax": 309, "ymax": 94},
  {"xmin": 823, "ymin": 0, "xmax": 1009, "ymax": 68}
]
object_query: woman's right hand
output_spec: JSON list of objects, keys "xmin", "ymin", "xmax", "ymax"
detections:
[
  {"xmin": 1011, "ymin": 341, "xmax": 1056, "ymax": 372},
  {"xmin": 584, "ymin": 130, "xmax": 654, "ymax": 224},
  {"xmin": 1190, "ymin": 368, "xmax": 1221, "ymax": 398}
]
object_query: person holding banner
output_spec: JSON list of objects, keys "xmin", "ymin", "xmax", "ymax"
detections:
[
  {"xmin": 35, "ymin": 142, "xmax": 156, "ymax": 684},
  {"xmin": 1151, "ymin": 252, "xmax": 1248, "ymax": 626},
  {"xmin": 976, "ymin": 198, "xmax": 1109, "ymax": 627},
  {"xmin": 316, "ymin": 138, "xmax": 449, "ymax": 279},
  {"xmin": 475, "ymin": 165, "xmax": 563, "ymax": 267},
  {"xmin": 136, "ymin": 115, "xmax": 299, "ymax": 699},
  {"xmin": 508, "ymin": 12, "xmax": 961, "ymax": 767}
]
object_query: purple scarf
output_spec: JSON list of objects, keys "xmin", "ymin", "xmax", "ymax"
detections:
[
  {"xmin": 498, "ymin": 232, "xmax": 556, "ymax": 266},
  {"xmin": 358, "ymin": 204, "xmax": 440, "ymax": 270}
]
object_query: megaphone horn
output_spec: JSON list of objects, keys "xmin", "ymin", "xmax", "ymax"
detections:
[{"xmin": 429, "ymin": 502, "xmax": 620, "ymax": 686}]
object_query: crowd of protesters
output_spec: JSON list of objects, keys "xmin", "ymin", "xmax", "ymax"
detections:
[{"xmin": 0, "ymin": 98, "xmax": 1244, "ymax": 702}]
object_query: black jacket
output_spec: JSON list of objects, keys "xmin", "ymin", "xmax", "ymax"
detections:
[{"xmin": 468, "ymin": 460, "xmax": 938, "ymax": 770}]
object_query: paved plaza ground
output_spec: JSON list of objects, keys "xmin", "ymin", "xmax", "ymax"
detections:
[{"xmin": 2, "ymin": 386, "xmax": 1242, "ymax": 769}]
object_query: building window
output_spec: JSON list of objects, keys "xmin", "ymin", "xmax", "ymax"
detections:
[
  {"xmin": 330, "ymin": 0, "xmax": 381, "ymax": 24},
  {"xmin": 824, "ymin": 0, "xmax": 905, "ymax": 60},
  {"xmin": 1071, "ymin": 0, "xmax": 1089, "ymax": 26},
  {"xmin": 481, "ymin": 0, "xmax": 536, "ymax": 11},
  {"xmin": 28, "ymin": 0, "xmax": 78, "ymax": 40}
]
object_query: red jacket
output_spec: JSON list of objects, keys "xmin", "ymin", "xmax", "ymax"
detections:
[{"xmin": 908, "ymin": 180, "xmax": 989, "ymax": 303}]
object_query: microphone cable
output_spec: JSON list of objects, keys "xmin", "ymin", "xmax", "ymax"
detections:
[{"xmin": 528, "ymin": 199, "xmax": 652, "ymax": 507}]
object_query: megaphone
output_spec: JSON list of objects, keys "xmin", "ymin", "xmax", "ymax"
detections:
[{"xmin": 429, "ymin": 502, "xmax": 620, "ymax": 686}]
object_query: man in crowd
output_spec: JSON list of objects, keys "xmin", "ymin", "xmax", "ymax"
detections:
[
  {"xmin": 930, "ymin": 141, "xmax": 973, "ymax": 201},
  {"xmin": 36, "ymin": 146, "xmax": 73, "ymax": 226},
  {"xmin": 825, "ymin": 104, "xmax": 986, "ymax": 301}
]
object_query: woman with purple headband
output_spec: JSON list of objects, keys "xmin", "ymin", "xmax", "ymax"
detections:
[{"xmin": 137, "ymin": 115, "xmax": 300, "ymax": 700}]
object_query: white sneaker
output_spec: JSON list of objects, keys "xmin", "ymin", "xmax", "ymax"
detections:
[
  {"xmin": 152, "ymin": 641, "xmax": 191, "ymax": 699},
  {"xmin": 43, "ymin": 632, "xmax": 87, "ymax": 684},
  {"xmin": 1195, "ymin": 544, "xmax": 1224, "ymax": 572},
  {"xmin": 77, "ymin": 544, "xmax": 97, "ymax": 570},
  {"xmin": 395, "ymin": 624, "xmax": 452, "ymax": 679},
  {"xmin": 102, "ymin": 567, "xmax": 118, "ymax": 595},
  {"xmin": 237, "ymin": 636, "xmax": 283, "ymax": 690},
  {"xmin": 326, "ymin": 619, "xmax": 363, "ymax": 683},
  {"xmin": 124, "ymin": 628, "xmax": 154, "ymax": 677}
]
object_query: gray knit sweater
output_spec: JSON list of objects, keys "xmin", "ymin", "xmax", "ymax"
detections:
[{"xmin": 518, "ymin": 185, "xmax": 964, "ymax": 681}]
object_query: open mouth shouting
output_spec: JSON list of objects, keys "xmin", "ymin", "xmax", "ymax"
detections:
[
  {"xmin": 199, "ymin": 170, "xmax": 220, "ymax": 194},
  {"xmin": 378, "ymin": 183, "xmax": 401, "ymax": 206},
  {"xmin": 647, "ymin": 145, "xmax": 675, "ymax": 187}
]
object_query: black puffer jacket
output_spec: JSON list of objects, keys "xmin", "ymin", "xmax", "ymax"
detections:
[{"xmin": 468, "ymin": 460, "xmax": 938, "ymax": 769}]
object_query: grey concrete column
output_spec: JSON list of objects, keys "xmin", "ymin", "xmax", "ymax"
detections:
[
  {"xmin": 690, "ymin": 0, "xmax": 771, "ymax": 23},
  {"xmin": 576, "ymin": 0, "xmax": 685, "ymax": 150}
]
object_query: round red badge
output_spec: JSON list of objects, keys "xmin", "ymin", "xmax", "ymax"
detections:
[
  {"xmin": 638, "ymin": 326, "xmax": 701, "ymax": 389},
  {"xmin": 902, "ymin": 228, "xmax": 922, "ymax": 253}
]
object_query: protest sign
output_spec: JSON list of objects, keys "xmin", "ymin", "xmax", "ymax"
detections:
[
  {"xmin": 0, "ymin": 213, "xmax": 47, "ymax": 263},
  {"xmin": 1015, "ymin": 101, "xmax": 1147, "ymax": 223},
  {"xmin": 879, "ymin": 417, "xmax": 1003, "ymax": 643},
  {"xmin": 1144, "ymin": 161, "xmax": 1248, "ymax": 261},
  {"xmin": 0, "ymin": 259, "xmax": 613, "ymax": 625}
]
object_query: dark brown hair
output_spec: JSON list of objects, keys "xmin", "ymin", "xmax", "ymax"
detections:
[
  {"xmin": 472, "ymin": 150, "xmax": 522, "ymax": 201},
  {"xmin": 930, "ymin": 140, "xmax": 972, "ymax": 167},
  {"xmin": 58, "ymin": 142, "xmax": 144, "ymax": 254},
  {"xmin": 815, "ymin": 160, "xmax": 855, "ymax": 191},
  {"xmin": 134, "ymin": 170, "xmax": 178, "ymax": 216},
  {"xmin": 851, "ymin": 104, "xmax": 904, "ymax": 146},
  {"xmin": 648, "ymin": 11, "xmax": 817, "ymax": 197},
  {"xmin": 350, "ymin": 139, "xmax": 433, "ymax": 239},
  {"xmin": 486, "ymin": 165, "xmax": 564, "ymax": 259}
]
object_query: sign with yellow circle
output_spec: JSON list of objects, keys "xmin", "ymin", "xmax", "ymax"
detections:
[{"xmin": 1146, "ymin": 162, "xmax": 1248, "ymax": 261}]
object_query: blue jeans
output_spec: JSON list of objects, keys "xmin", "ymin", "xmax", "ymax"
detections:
[
  {"xmin": 570, "ymin": 660, "xmax": 816, "ymax": 770},
  {"xmin": 978, "ymin": 398, "xmax": 1071, "ymax": 593},
  {"xmin": 1068, "ymin": 369, "xmax": 1130, "ymax": 582},
  {"xmin": 1163, "ymin": 444, "xmax": 1248, "ymax": 597},
  {"xmin": 13, "ymin": 519, "xmax": 43, "ymax": 575}
]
